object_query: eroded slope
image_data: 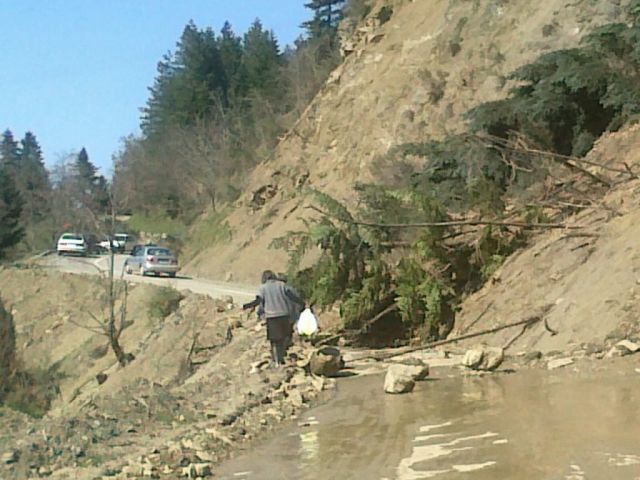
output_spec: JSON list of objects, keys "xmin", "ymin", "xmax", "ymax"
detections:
[{"xmin": 185, "ymin": 0, "xmax": 630, "ymax": 282}]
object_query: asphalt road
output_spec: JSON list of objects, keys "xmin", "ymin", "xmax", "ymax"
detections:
[{"xmin": 39, "ymin": 253, "xmax": 256, "ymax": 303}]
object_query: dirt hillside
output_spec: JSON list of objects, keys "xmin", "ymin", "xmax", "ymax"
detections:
[
  {"xmin": 0, "ymin": 268, "xmax": 328, "ymax": 478},
  {"xmin": 453, "ymin": 124, "xmax": 640, "ymax": 354},
  {"xmin": 184, "ymin": 0, "xmax": 630, "ymax": 282}
]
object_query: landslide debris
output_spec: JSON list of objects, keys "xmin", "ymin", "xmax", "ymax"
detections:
[
  {"xmin": 453, "ymin": 126, "xmax": 640, "ymax": 355},
  {"xmin": 185, "ymin": 0, "xmax": 631, "ymax": 282},
  {"xmin": 0, "ymin": 268, "xmax": 335, "ymax": 479}
]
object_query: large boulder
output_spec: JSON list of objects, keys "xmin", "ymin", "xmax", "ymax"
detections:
[
  {"xmin": 462, "ymin": 349, "xmax": 484, "ymax": 369},
  {"xmin": 309, "ymin": 347, "xmax": 343, "ymax": 377},
  {"xmin": 384, "ymin": 364, "xmax": 416, "ymax": 394},
  {"xmin": 462, "ymin": 346, "xmax": 504, "ymax": 371},
  {"xmin": 395, "ymin": 358, "xmax": 430, "ymax": 381}
]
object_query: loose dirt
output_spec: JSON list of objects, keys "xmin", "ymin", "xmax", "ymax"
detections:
[
  {"xmin": 0, "ymin": 268, "xmax": 332, "ymax": 478},
  {"xmin": 184, "ymin": 0, "xmax": 631, "ymax": 283}
]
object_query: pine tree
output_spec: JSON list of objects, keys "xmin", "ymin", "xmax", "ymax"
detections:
[
  {"xmin": 241, "ymin": 19, "xmax": 283, "ymax": 101},
  {"xmin": 142, "ymin": 21, "xmax": 227, "ymax": 136},
  {"xmin": 0, "ymin": 163, "xmax": 24, "ymax": 258},
  {"xmin": 302, "ymin": 0, "xmax": 346, "ymax": 39},
  {"xmin": 18, "ymin": 131, "xmax": 50, "ymax": 222},
  {"xmin": 218, "ymin": 21, "xmax": 244, "ymax": 104},
  {"xmin": 75, "ymin": 147, "xmax": 97, "ymax": 195},
  {"xmin": 93, "ymin": 175, "xmax": 110, "ymax": 213},
  {"xmin": 0, "ymin": 129, "xmax": 20, "ymax": 170},
  {"xmin": 301, "ymin": 0, "xmax": 345, "ymax": 65}
]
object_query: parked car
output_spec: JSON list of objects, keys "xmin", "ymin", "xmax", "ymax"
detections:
[
  {"xmin": 56, "ymin": 233, "xmax": 89, "ymax": 256},
  {"xmin": 113, "ymin": 233, "xmax": 132, "ymax": 253},
  {"xmin": 124, "ymin": 245, "xmax": 179, "ymax": 277},
  {"xmin": 97, "ymin": 233, "xmax": 132, "ymax": 254}
]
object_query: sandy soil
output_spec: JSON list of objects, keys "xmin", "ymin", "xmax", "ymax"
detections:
[
  {"xmin": 184, "ymin": 0, "xmax": 630, "ymax": 283},
  {"xmin": 0, "ymin": 268, "xmax": 330, "ymax": 479}
]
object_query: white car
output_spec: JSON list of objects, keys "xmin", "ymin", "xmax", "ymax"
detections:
[
  {"xmin": 97, "ymin": 233, "xmax": 132, "ymax": 254},
  {"xmin": 113, "ymin": 233, "xmax": 131, "ymax": 253},
  {"xmin": 56, "ymin": 233, "xmax": 88, "ymax": 256}
]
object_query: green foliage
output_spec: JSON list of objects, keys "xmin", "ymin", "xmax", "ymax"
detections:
[
  {"xmin": 147, "ymin": 286, "xmax": 184, "ymax": 320},
  {"xmin": 273, "ymin": 189, "xmax": 461, "ymax": 340},
  {"xmin": 303, "ymin": 0, "xmax": 346, "ymax": 39},
  {"xmin": 396, "ymin": 262, "xmax": 452, "ymax": 335},
  {"xmin": 391, "ymin": 136, "xmax": 511, "ymax": 215},
  {"xmin": 117, "ymin": 4, "xmax": 345, "ymax": 220},
  {"xmin": 468, "ymin": 2, "xmax": 640, "ymax": 157},
  {"xmin": 480, "ymin": 254, "xmax": 506, "ymax": 281},
  {"xmin": 339, "ymin": 260, "xmax": 391, "ymax": 328},
  {"xmin": 128, "ymin": 213, "xmax": 187, "ymax": 238},
  {"xmin": 271, "ymin": 189, "xmax": 381, "ymax": 310},
  {"xmin": 0, "ymin": 164, "xmax": 24, "ymax": 259},
  {"xmin": 0, "ymin": 130, "xmax": 20, "ymax": 169},
  {"xmin": 17, "ymin": 132, "xmax": 50, "ymax": 224}
]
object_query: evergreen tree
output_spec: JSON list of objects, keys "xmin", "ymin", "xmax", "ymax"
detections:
[
  {"xmin": 241, "ymin": 19, "xmax": 283, "ymax": 101},
  {"xmin": 0, "ymin": 163, "xmax": 24, "ymax": 258},
  {"xmin": 303, "ymin": 0, "xmax": 345, "ymax": 37},
  {"xmin": 142, "ymin": 22, "xmax": 227, "ymax": 136},
  {"xmin": 0, "ymin": 129, "xmax": 20, "ymax": 170},
  {"xmin": 75, "ymin": 147, "xmax": 97, "ymax": 194},
  {"xmin": 93, "ymin": 175, "xmax": 111, "ymax": 213},
  {"xmin": 17, "ymin": 131, "xmax": 50, "ymax": 222},
  {"xmin": 218, "ymin": 21, "xmax": 244, "ymax": 104}
]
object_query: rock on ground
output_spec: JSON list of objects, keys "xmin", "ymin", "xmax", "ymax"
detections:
[
  {"xmin": 462, "ymin": 347, "xmax": 504, "ymax": 371},
  {"xmin": 547, "ymin": 357, "xmax": 574, "ymax": 370},
  {"xmin": 606, "ymin": 340, "xmax": 640, "ymax": 358},
  {"xmin": 394, "ymin": 358, "xmax": 430, "ymax": 381},
  {"xmin": 309, "ymin": 347, "xmax": 343, "ymax": 377},
  {"xmin": 384, "ymin": 364, "xmax": 419, "ymax": 394}
]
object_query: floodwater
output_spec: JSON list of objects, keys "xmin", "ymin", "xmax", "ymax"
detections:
[{"xmin": 218, "ymin": 364, "xmax": 640, "ymax": 479}]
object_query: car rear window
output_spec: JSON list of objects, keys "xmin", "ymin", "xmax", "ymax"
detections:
[
  {"xmin": 115, "ymin": 234, "xmax": 129, "ymax": 241},
  {"xmin": 147, "ymin": 248, "xmax": 170, "ymax": 256},
  {"xmin": 61, "ymin": 234, "xmax": 83, "ymax": 241}
]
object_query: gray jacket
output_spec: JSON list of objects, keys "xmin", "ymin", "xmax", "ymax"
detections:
[{"xmin": 258, "ymin": 280, "xmax": 304, "ymax": 319}]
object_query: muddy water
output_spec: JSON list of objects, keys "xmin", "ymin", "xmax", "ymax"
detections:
[{"xmin": 218, "ymin": 365, "xmax": 640, "ymax": 479}]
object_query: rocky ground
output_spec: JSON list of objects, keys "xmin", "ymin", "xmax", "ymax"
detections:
[
  {"xmin": 0, "ymin": 317, "xmax": 336, "ymax": 479},
  {"xmin": 1, "ymin": 264, "xmax": 639, "ymax": 478},
  {"xmin": 0, "ymin": 268, "xmax": 340, "ymax": 479}
]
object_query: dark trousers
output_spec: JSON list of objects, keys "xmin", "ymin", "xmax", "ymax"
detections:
[{"xmin": 266, "ymin": 316, "xmax": 289, "ymax": 366}]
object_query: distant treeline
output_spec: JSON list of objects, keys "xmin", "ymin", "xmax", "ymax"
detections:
[
  {"xmin": 0, "ymin": 130, "xmax": 109, "ymax": 258},
  {"xmin": 112, "ymin": 0, "xmax": 356, "ymax": 217},
  {"xmin": 0, "ymin": 1, "xmax": 359, "ymax": 258}
]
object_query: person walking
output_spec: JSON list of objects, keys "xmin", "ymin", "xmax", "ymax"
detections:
[
  {"xmin": 243, "ymin": 270, "xmax": 305, "ymax": 367},
  {"xmin": 276, "ymin": 273, "xmax": 303, "ymax": 345}
]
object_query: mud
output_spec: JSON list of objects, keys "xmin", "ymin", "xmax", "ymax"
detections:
[{"xmin": 218, "ymin": 359, "xmax": 640, "ymax": 479}]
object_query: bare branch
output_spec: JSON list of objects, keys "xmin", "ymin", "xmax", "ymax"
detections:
[
  {"xmin": 68, "ymin": 318, "xmax": 107, "ymax": 336},
  {"xmin": 306, "ymin": 204, "xmax": 582, "ymax": 230}
]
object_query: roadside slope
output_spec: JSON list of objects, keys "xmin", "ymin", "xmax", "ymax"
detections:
[
  {"xmin": 453, "ymin": 125, "xmax": 640, "ymax": 353},
  {"xmin": 184, "ymin": 0, "xmax": 629, "ymax": 282},
  {"xmin": 0, "ymin": 268, "xmax": 327, "ymax": 478}
]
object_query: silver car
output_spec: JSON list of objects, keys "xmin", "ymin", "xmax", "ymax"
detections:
[{"xmin": 124, "ymin": 245, "xmax": 179, "ymax": 277}]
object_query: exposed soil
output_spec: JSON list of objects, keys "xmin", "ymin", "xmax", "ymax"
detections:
[
  {"xmin": 453, "ymin": 125, "xmax": 640, "ymax": 354},
  {"xmin": 0, "ymin": 268, "xmax": 333, "ymax": 478},
  {"xmin": 184, "ymin": 0, "xmax": 631, "ymax": 283}
]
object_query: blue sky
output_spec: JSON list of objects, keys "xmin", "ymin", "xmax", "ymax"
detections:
[{"xmin": 0, "ymin": 0, "xmax": 309, "ymax": 175}]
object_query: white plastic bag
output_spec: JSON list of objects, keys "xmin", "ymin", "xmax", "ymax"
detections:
[{"xmin": 296, "ymin": 308, "xmax": 319, "ymax": 336}]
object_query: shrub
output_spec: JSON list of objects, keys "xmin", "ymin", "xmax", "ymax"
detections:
[{"xmin": 147, "ymin": 286, "xmax": 184, "ymax": 319}]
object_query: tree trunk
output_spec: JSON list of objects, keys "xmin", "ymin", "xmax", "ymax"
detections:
[{"xmin": 106, "ymin": 229, "xmax": 130, "ymax": 366}]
